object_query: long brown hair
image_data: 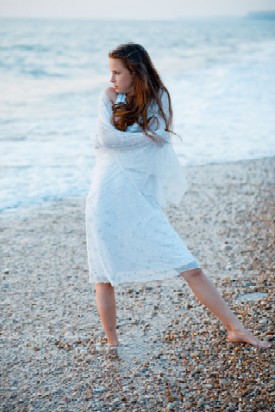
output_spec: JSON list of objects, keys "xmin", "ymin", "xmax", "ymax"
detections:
[{"xmin": 109, "ymin": 43, "xmax": 173, "ymax": 142}]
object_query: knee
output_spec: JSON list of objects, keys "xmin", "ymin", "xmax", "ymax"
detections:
[{"xmin": 180, "ymin": 268, "xmax": 203, "ymax": 283}]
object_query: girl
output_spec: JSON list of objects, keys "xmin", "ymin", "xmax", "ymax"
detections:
[{"xmin": 85, "ymin": 43, "xmax": 270, "ymax": 350}]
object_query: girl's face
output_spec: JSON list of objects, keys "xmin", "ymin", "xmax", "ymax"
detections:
[{"xmin": 109, "ymin": 58, "xmax": 134, "ymax": 95}]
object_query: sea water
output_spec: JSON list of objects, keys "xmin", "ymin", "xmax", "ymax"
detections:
[{"xmin": 0, "ymin": 17, "xmax": 274, "ymax": 212}]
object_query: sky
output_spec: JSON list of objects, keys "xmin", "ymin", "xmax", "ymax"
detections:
[{"xmin": 0, "ymin": 0, "xmax": 275, "ymax": 19}]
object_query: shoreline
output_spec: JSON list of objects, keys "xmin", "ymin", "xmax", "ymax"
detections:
[
  {"xmin": 1, "ymin": 155, "xmax": 274, "ymax": 219},
  {"xmin": 1, "ymin": 156, "xmax": 274, "ymax": 410}
]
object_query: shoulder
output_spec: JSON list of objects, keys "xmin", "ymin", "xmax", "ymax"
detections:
[
  {"xmin": 104, "ymin": 87, "xmax": 118, "ymax": 104},
  {"xmin": 98, "ymin": 87, "xmax": 118, "ymax": 110}
]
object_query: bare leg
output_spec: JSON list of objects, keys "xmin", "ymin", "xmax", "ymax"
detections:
[
  {"xmin": 95, "ymin": 282, "xmax": 119, "ymax": 346},
  {"xmin": 180, "ymin": 268, "xmax": 271, "ymax": 349}
]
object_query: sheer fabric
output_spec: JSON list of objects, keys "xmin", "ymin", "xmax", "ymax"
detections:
[{"xmin": 85, "ymin": 89, "xmax": 200, "ymax": 286}]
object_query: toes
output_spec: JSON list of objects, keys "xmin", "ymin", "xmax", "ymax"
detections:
[
  {"xmin": 258, "ymin": 341, "xmax": 271, "ymax": 349},
  {"xmin": 252, "ymin": 337, "xmax": 271, "ymax": 349},
  {"xmin": 227, "ymin": 333, "xmax": 271, "ymax": 349}
]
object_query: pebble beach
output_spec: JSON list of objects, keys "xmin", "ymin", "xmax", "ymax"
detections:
[{"xmin": 1, "ymin": 157, "xmax": 274, "ymax": 411}]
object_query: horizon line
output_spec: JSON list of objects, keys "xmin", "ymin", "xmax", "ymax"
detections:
[
  {"xmin": 0, "ymin": 14, "xmax": 252, "ymax": 20},
  {"xmin": 1, "ymin": 10, "xmax": 275, "ymax": 21}
]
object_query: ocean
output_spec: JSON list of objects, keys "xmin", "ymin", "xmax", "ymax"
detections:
[{"xmin": 0, "ymin": 17, "xmax": 274, "ymax": 213}]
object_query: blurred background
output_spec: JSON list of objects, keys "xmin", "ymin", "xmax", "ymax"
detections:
[{"xmin": 0, "ymin": 0, "xmax": 275, "ymax": 212}]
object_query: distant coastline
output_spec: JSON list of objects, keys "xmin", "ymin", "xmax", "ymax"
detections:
[{"xmin": 246, "ymin": 10, "xmax": 275, "ymax": 20}]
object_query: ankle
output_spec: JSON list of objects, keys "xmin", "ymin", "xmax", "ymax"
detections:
[{"xmin": 225, "ymin": 322, "xmax": 245, "ymax": 333}]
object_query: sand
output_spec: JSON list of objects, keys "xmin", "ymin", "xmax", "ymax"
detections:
[{"xmin": 0, "ymin": 157, "xmax": 274, "ymax": 411}]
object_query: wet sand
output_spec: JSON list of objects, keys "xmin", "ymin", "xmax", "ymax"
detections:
[{"xmin": 1, "ymin": 157, "xmax": 274, "ymax": 411}]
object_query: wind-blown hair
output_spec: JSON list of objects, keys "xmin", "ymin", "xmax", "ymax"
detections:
[{"xmin": 109, "ymin": 43, "xmax": 173, "ymax": 141}]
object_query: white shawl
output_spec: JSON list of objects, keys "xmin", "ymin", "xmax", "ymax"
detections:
[{"xmin": 93, "ymin": 89, "xmax": 188, "ymax": 209}]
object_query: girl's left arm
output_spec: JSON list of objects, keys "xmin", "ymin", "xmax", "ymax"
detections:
[{"xmin": 97, "ymin": 90, "xmax": 170, "ymax": 149}]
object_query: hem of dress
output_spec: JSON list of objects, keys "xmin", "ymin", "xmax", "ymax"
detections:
[{"xmin": 88, "ymin": 260, "xmax": 200, "ymax": 287}]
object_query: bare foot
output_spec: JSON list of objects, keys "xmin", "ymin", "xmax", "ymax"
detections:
[
  {"xmin": 107, "ymin": 339, "xmax": 130, "ymax": 349},
  {"xmin": 107, "ymin": 345, "xmax": 119, "ymax": 351},
  {"xmin": 107, "ymin": 340, "xmax": 119, "ymax": 348},
  {"xmin": 227, "ymin": 327, "xmax": 271, "ymax": 349}
]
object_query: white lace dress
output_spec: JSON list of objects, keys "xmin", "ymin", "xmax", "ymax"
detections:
[{"xmin": 85, "ymin": 89, "xmax": 200, "ymax": 286}]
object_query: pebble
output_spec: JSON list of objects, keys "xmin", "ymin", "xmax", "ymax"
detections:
[
  {"xmin": 259, "ymin": 319, "xmax": 268, "ymax": 324},
  {"xmin": 93, "ymin": 386, "xmax": 107, "ymax": 393},
  {"xmin": 236, "ymin": 292, "xmax": 268, "ymax": 301}
]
